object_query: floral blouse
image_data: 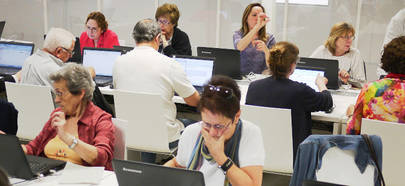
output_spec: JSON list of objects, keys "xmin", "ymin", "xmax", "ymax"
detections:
[{"xmin": 346, "ymin": 77, "xmax": 405, "ymax": 135}]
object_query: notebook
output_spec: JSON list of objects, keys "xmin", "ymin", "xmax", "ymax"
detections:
[
  {"xmin": 0, "ymin": 21, "xmax": 5, "ymax": 38},
  {"xmin": 113, "ymin": 159, "xmax": 205, "ymax": 186},
  {"xmin": 197, "ymin": 46, "xmax": 242, "ymax": 79},
  {"xmin": 290, "ymin": 68, "xmax": 325, "ymax": 91},
  {"xmin": 0, "ymin": 41, "xmax": 34, "ymax": 75},
  {"xmin": 0, "ymin": 134, "xmax": 66, "ymax": 180},
  {"xmin": 172, "ymin": 55, "xmax": 214, "ymax": 93},
  {"xmin": 297, "ymin": 57, "xmax": 339, "ymax": 90},
  {"xmin": 82, "ymin": 47, "xmax": 122, "ymax": 86},
  {"xmin": 113, "ymin": 45, "xmax": 134, "ymax": 54}
]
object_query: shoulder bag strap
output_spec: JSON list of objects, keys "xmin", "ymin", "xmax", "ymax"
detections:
[{"xmin": 361, "ymin": 134, "xmax": 386, "ymax": 186}]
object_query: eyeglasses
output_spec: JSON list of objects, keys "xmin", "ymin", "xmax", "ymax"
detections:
[
  {"xmin": 340, "ymin": 35, "xmax": 355, "ymax": 41},
  {"xmin": 52, "ymin": 89, "xmax": 66, "ymax": 97},
  {"xmin": 86, "ymin": 26, "xmax": 99, "ymax": 33},
  {"xmin": 202, "ymin": 120, "xmax": 232, "ymax": 131},
  {"xmin": 157, "ymin": 19, "xmax": 171, "ymax": 25},
  {"xmin": 61, "ymin": 47, "xmax": 75, "ymax": 56},
  {"xmin": 203, "ymin": 85, "xmax": 234, "ymax": 99}
]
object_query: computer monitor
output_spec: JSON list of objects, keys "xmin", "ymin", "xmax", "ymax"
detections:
[
  {"xmin": 0, "ymin": 21, "xmax": 5, "ymax": 38},
  {"xmin": 82, "ymin": 47, "xmax": 122, "ymax": 77},
  {"xmin": 197, "ymin": 47, "xmax": 242, "ymax": 79},
  {"xmin": 0, "ymin": 41, "xmax": 34, "ymax": 69},
  {"xmin": 297, "ymin": 57, "xmax": 339, "ymax": 90},
  {"xmin": 290, "ymin": 68, "xmax": 325, "ymax": 91},
  {"xmin": 113, "ymin": 45, "xmax": 134, "ymax": 54},
  {"xmin": 172, "ymin": 55, "xmax": 214, "ymax": 88}
]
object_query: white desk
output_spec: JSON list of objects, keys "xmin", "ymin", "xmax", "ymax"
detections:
[
  {"xmin": 11, "ymin": 170, "xmax": 118, "ymax": 186},
  {"xmin": 100, "ymin": 82, "xmax": 359, "ymax": 134}
]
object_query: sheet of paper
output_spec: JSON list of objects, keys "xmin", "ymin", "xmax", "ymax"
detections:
[{"xmin": 58, "ymin": 162, "xmax": 104, "ymax": 184}]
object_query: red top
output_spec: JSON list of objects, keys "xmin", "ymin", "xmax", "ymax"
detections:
[
  {"xmin": 80, "ymin": 29, "xmax": 120, "ymax": 53},
  {"xmin": 25, "ymin": 101, "xmax": 116, "ymax": 170}
]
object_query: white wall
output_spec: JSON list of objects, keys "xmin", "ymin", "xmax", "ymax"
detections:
[{"xmin": 1, "ymin": 0, "xmax": 404, "ymax": 80}]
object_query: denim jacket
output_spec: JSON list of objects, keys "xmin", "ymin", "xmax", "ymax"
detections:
[{"xmin": 289, "ymin": 135, "xmax": 382, "ymax": 186}]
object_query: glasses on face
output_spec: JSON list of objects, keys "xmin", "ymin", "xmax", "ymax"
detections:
[
  {"xmin": 86, "ymin": 26, "xmax": 99, "ymax": 33},
  {"xmin": 52, "ymin": 89, "xmax": 66, "ymax": 98},
  {"xmin": 157, "ymin": 19, "xmax": 171, "ymax": 25},
  {"xmin": 340, "ymin": 35, "xmax": 355, "ymax": 41},
  {"xmin": 202, "ymin": 120, "xmax": 232, "ymax": 131},
  {"xmin": 61, "ymin": 47, "xmax": 75, "ymax": 56},
  {"xmin": 204, "ymin": 85, "xmax": 234, "ymax": 99}
]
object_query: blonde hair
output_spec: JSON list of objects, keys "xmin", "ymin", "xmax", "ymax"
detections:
[
  {"xmin": 155, "ymin": 3, "xmax": 180, "ymax": 27},
  {"xmin": 324, "ymin": 22, "xmax": 355, "ymax": 55},
  {"xmin": 268, "ymin": 42, "xmax": 299, "ymax": 79},
  {"xmin": 240, "ymin": 3, "xmax": 268, "ymax": 42}
]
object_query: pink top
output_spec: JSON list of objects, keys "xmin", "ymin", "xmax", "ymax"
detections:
[
  {"xmin": 25, "ymin": 101, "xmax": 115, "ymax": 170},
  {"xmin": 80, "ymin": 29, "xmax": 120, "ymax": 53}
]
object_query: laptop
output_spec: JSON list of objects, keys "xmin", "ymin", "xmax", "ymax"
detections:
[
  {"xmin": 172, "ymin": 55, "xmax": 214, "ymax": 93},
  {"xmin": 0, "ymin": 21, "xmax": 5, "ymax": 38},
  {"xmin": 290, "ymin": 68, "xmax": 325, "ymax": 91},
  {"xmin": 0, "ymin": 41, "xmax": 34, "ymax": 75},
  {"xmin": 44, "ymin": 35, "xmax": 81, "ymax": 63},
  {"xmin": 82, "ymin": 47, "xmax": 122, "ymax": 86},
  {"xmin": 297, "ymin": 57, "xmax": 339, "ymax": 90},
  {"xmin": 113, "ymin": 159, "xmax": 205, "ymax": 186},
  {"xmin": 0, "ymin": 134, "xmax": 66, "ymax": 180},
  {"xmin": 197, "ymin": 47, "xmax": 242, "ymax": 79},
  {"xmin": 113, "ymin": 45, "xmax": 134, "ymax": 54}
]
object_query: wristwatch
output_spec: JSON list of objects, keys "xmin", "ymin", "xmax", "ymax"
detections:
[
  {"xmin": 69, "ymin": 136, "xmax": 78, "ymax": 149},
  {"xmin": 219, "ymin": 157, "xmax": 234, "ymax": 175}
]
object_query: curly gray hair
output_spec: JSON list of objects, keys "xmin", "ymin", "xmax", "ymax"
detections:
[
  {"xmin": 132, "ymin": 18, "xmax": 161, "ymax": 43},
  {"xmin": 50, "ymin": 63, "xmax": 94, "ymax": 101}
]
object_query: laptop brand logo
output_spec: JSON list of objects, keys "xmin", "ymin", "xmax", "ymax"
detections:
[
  {"xmin": 123, "ymin": 167, "xmax": 142, "ymax": 174},
  {"xmin": 201, "ymin": 51, "xmax": 212, "ymax": 55}
]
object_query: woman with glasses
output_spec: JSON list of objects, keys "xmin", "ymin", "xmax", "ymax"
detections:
[
  {"xmin": 310, "ymin": 22, "xmax": 366, "ymax": 86},
  {"xmin": 80, "ymin": 11, "xmax": 119, "ymax": 53},
  {"xmin": 233, "ymin": 3, "xmax": 276, "ymax": 75},
  {"xmin": 21, "ymin": 63, "xmax": 115, "ymax": 170},
  {"xmin": 246, "ymin": 41, "xmax": 333, "ymax": 161},
  {"xmin": 165, "ymin": 75, "xmax": 265, "ymax": 186},
  {"xmin": 155, "ymin": 3, "xmax": 192, "ymax": 57}
]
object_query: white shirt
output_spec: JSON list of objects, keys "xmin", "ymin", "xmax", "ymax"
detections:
[
  {"xmin": 113, "ymin": 46, "xmax": 196, "ymax": 142},
  {"xmin": 176, "ymin": 120, "xmax": 265, "ymax": 186},
  {"xmin": 310, "ymin": 45, "xmax": 366, "ymax": 82}
]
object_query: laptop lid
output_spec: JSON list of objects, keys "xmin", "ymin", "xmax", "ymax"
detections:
[
  {"xmin": 197, "ymin": 47, "xmax": 242, "ymax": 80},
  {"xmin": 0, "ymin": 21, "xmax": 5, "ymax": 38},
  {"xmin": 297, "ymin": 57, "xmax": 339, "ymax": 90},
  {"xmin": 0, "ymin": 41, "xmax": 34, "ymax": 69},
  {"xmin": 113, "ymin": 159, "xmax": 205, "ymax": 186},
  {"xmin": 290, "ymin": 68, "xmax": 325, "ymax": 91},
  {"xmin": 0, "ymin": 134, "xmax": 66, "ymax": 180},
  {"xmin": 172, "ymin": 55, "xmax": 214, "ymax": 88},
  {"xmin": 113, "ymin": 45, "xmax": 134, "ymax": 54},
  {"xmin": 82, "ymin": 47, "xmax": 122, "ymax": 77}
]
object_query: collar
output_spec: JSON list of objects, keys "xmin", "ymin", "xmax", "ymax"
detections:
[{"xmin": 77, "ymin": 101, "xmax": 95, "ymax": 126}]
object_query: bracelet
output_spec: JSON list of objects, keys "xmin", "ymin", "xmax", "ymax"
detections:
[
  {"xmin": 69, "ymin": 136, "xmax": 78, "ymax": 149},
  {"xmin": 219, "ymin": 157, "xmax": 234, "ymax": 175}
]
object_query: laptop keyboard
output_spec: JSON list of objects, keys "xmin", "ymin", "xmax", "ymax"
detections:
[
  {"xmin": 0, "ymin": 68, "xmax": 20, "ymax": 75},
  {"xmin": 28, "ymin": 159, "xmax": 49, "ymax": 174},
  {"xmin": 95, "ymin": 76, "xmax": 112, "ymax": 86}
]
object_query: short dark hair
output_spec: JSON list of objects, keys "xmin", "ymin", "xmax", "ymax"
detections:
[
  {"xmin": 381, "ymin": 36, "xmax": 405, "ymax": 74},
  {"xmin": 155, "ymin": 3, "xmax": 180, "ymax": 27},
  {"xmin": 198, "ymin": 75, "xmax": 241, "ymax": 120},
  {"xmin": 0, "ymin": 167, "xmax": 10, "ymax": 186},
  {"xmin": 268, "ymin": 41, "xmax": 299, "ymax": 79},
  {"xmin": 86, "ymin": 11, "xmax": 108, "ymax": 32}
]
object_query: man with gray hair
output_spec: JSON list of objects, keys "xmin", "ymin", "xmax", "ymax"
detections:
[
  {"xmin": 113, "ymin": 19, "xmax": 200, "ymax": 162},
  {"xmin": 19, "ymin": 27, "xmax": 94, "ymax": 87}
]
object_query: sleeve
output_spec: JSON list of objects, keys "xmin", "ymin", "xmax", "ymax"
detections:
[
  {"xmin": 79, "ymin": 32, "xmax": 87, "ymax": 54},
  {"xmin": 349, "ymin": 50, "xmax": 366, "ymax": 81},
  {"xmin": 245, "ymin": 82, "xmax": 257, "ymax": 105},
  {"xmin": 301, "ymin": 85, "xmax": 333, "ymax": 112},
  {"xmin": 238, "ymin": 121, "xmax": 265, "ymax": 167},
  {"xmin": 266, "ymin": 34, "xmax": 276, "ymax": 49},
  {"xmin": 309, "ymin": 45, "xmax": 324, "ymax": 58},
  {"xmin": 91, "ymin": 114, "xmax": 115, "ymax": 167},
  {"xmin": 110, "ymin": 31, "xmax": 120, "ymax": 48},
  {"xmin": 171, "ymin": 60, "xmax": 196, "ymax": 98},
  {"xmin": 346, "ymin": 85, "xmax": 367, "ymax": 135},
  {"xmin": 233, "ymin": 31, "xmax": 242, "ymax": 50},
  {"xmin": 25, "ymin": 112, "xmax": 56, "ymax": 155},
  {"xmin": 163, "ymin": 29, "xmax": 192, "ymax": 56},
  {"xmin": 176, "ymin": 124, "xmax": 201, "ymax": 167}
]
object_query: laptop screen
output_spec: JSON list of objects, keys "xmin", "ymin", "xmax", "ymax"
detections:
[
  {"xmin": 297, "ymin": 57, "xmax": 339, "ymax": 90},
  {"xmin": 290, "ymin": 68, "xmax": 325, "ymax": 91},
  {"xmin": 0, "ymin": 41, "xmax": 34, "ymax": 68},
  {"xmin": 197, "ymin": 47, "xmax": 242, "ymax": 79},
  {"xmin": 82, "ymin": 48, "xmax": 122, "ymax": 76},
  {"xmin": 173, "ymin": 56, "xmax": 214, "ymax": 87}
]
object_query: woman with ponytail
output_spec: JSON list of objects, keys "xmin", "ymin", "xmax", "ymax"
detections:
[{"xmin": 245, "ymin": 41, "xmax": 333, "ymax": 161}]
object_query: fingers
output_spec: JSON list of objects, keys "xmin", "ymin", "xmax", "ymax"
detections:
[
  {"xmin": 0, "ymin": 130, "xmax": 5, "ymax": 135},
  {"xmin": 51, "ymin": 111, "xmax": 66, "ymax": 127}
]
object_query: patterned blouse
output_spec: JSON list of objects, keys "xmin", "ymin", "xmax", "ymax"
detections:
[{"xmin": 346, "ymin": 76, "xmax": 405, "ymax": 135}]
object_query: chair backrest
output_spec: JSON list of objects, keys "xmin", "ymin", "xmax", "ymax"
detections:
[
  {"xmin": 112, "ymin": 118, "xmax": 128, "ymax": 160},
  {"xmin": 361, "ymin": 118, "xmax": 405, "ymax": 186},
  {"xmin": 114, "ymin": 90, "xmax": 170, "ymax": 154},
  {"xmin": 5, "ymin": 82, "xmax": 54, "ymax": 140},
  {"xmin": 316, "ymin": 147, "xmax": 375, "ymax": 185},
  {"xmin": 240, "ymin": 104, "xmax": 293, "ymax": 174}
]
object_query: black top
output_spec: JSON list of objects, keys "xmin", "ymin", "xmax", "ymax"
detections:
[
  {"xmin": 245, "ymin": 76, "xmax": 333, "ymax": 162},
  {"xmin": 0, "ymin": 98, "xmax": 18, "ymax": 135},
  {"xmin": 159, "ymin": 27, "xmax": 192, "ymax": 57}
]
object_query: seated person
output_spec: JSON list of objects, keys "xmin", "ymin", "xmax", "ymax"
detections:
[
  {"xmin": 245, "ymin": 41, "xmax": 333, "ymax": 160},
  {"xmin": 346, "ymin": 36, "xmax": 405, "ymax": 135},
  {"xmin": 22, "ymin": 64, "xmax": 115, "ymax": 170},
  {"xmin": 80, "ymin": 11, "xmax": 119, "ymax": 52},
  {"xmin": 233, "ymin": 3, "xmax": 276, "ymax": 75},
  {"xmin": 310, "ymin": 22, "xmax": 366, "ymax": 86},
  {"xmin": 0, "ymin": 98, "xmax": 18, "ymax": 135},
  {"xmin": 165, "ymin": 75, "xmax": 265, "ymax": 186},
  {"xmin": 155, "ymin": 3, "xmax": 192, "ymax": 56}
]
